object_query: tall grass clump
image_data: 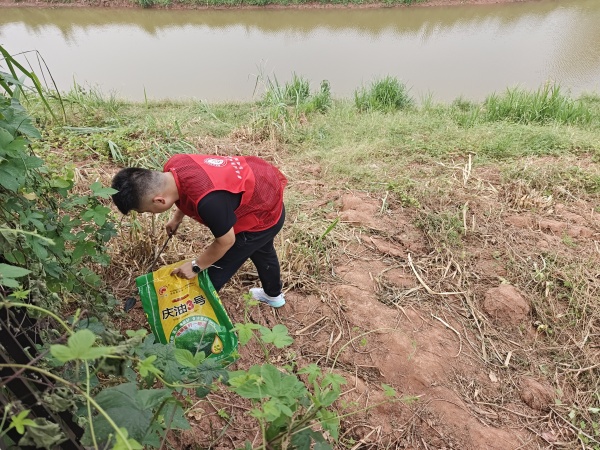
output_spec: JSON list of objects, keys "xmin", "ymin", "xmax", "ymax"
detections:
[
  {"xmin": 261, "ymin": 73, "xmax": 330, "ymax": 113},
  {"xmin": 60, "ymin": 83, "xmax": 124, "ymax": 125},
  {"xmin": 252, "ymin": 74, "xmax": 332, "ymax": 139},
  {"xmin": 483, "ymin": 84, "xmax": 592, "ymax": 125},
  {"xmin": 354, "ymin": 76, "xmax": 413, "ymax": 112}
]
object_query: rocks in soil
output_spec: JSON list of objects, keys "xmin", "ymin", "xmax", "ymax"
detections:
[
  {"xmin": 520, "ymin": 377, "xmax": 554, "ymax": 411},
  {"xmin": 482, "ymin": 284, "xmax": 530, "ymax": 325}
]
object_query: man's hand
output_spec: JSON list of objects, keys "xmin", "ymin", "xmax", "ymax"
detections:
[
  {"xmin": 170, "ymin": 228, "xmax": 235, "ymax": 280},
  {"xmin": 166, "ymin": 208, "xmax": 185, "ymax": 236},
  {"xmin": 171, "ymin": 261, "xmax": 196, "ymax": 279},
  {"xmin": 165, "ymin": 218, "xmax": 182, "ymax": 236}
]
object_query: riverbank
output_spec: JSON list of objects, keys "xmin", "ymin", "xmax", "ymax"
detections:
[
  {"xmin": 29, "ymin": 79, "xmax": 600, "ymax": 448},
  {"xmin": 0, "ymin": 0, "xmax": 528, "ymax": 9}
]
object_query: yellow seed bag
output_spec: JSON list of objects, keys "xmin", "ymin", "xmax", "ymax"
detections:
[{"xmin": 136, "ymin": 261, "xmax": 238, "ymax": 365}]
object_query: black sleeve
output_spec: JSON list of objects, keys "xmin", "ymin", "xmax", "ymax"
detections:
[{"xmin": 197, "ymin": 191, "xmax": 242, "ymax": 238}]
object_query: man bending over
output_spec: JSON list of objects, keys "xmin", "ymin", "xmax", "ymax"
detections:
[{"xmin": 111, "ymin": 154, "xmax": 288, "ymax": 308}]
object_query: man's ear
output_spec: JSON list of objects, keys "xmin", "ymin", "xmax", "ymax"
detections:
[{"xmin": 152, "ymin": 196, "xmax": 166, "ymax": 205}]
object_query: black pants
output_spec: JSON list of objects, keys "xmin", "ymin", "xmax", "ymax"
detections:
[{"xmin": 207, "ymin": 205, "xmax": 285, "ymax": 297}]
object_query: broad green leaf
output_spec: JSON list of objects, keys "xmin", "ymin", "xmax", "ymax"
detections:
[
  {"xmin": 92, "ymin": 205, "xmax": 111, "ymax": 226},
  {"xmin": 0, "ymin": 166, "xmax": 22, "ymax": 191},
  {"xmin": 0, "ymin": 98, "xmax": 41, "ymax": 138},
  {"xmin": 0, "ymin": 127, "xmax": 13, "ymax": 146},
  {"xmin": 195, "ymin": 385, "xmax": 211, "ymax": 398},
  {"xmin": 49, "ymin": 177, "xmax": 71, "ymax": 189},
  {"xmin": 233, "ymin": 322, "xmax": 261, "ymax": 346},
  {"xmin": 262, "ymin": 398, "xmax": 293, "ymax": 421},
  {"xmin": 71, "ymin": 241, "xmax": 96, "ymax": 262},
  {"xmin": 228, "ymin": 372, "xmax": 265, "ymax": 399},
  {"xmin": 322, "ymin": 373, "xmax": 346, "ymax": 391},
  {"xmin": 164, "ymin": 403, "xmax": 191, "ymax": 430},
  {"xmin": 50, "ymin": 329, "xmax": 115, "ymax": 362},
  {"xmin": 137, "ymin": 355, "xmax": 163, "ymax": 378},
  {"xmin": 259, "ymin": 324, "xmax": 293, "ymax": 348},
  {"xmin": 0, "ymin": 263, "xmax": 30, "ymax": 278},
  {"xmin": 174, "ymin": 348, "xmax": 197, "ymax": 368},
  {"xmin": 30, "ymin": 239, "xmax": 48, "ymax": 259},
  {"xmin": 134, "ymin": 339, "xmax": 182, "ymax": 383},
  {"xmin": 112, "ymin": 427, "xmax": 143, "ymax": 450},
  {"xmin": 87, "ymin": 383, "xmax": 172, "ymax": 443},
  {"xmin": 317, "ymin": 409, "xmax": 340, "ymax": 441},
  {"xmin": 76, "ymin": 316, "xmax": 106, "ymax": 335},
  {"xmin": 290, "ymin": 429, "xmax": 312, "ymax": 450},
  {"xmin": 319, "ymin": 388, "xmax": 340, "ymax": 408},
  {"xmin": 10, "ymin": 410, "xmax": 37, "ymax": 434},
  {"xmin": 90, "ymin": 181, "xmax": 118, "ymax": 198},
  {"xmin": 1, "ymin": 278, "xmax": 21, "ymax": 288},
  {"xmin": 0, "ymin": 263, "xmax": 30, "ymax": 287},
  {"xmin": 126, "ymin": 329, "xmax": 148, "ymax": 338},
  {"xmin": 230, "ymin": 365, "xmax": 306, "ymax": 401},
  {"xmin": 298, "ymin": 363, "xmax": 321, "ymax": 385},
  {"xmin": 193, "ymin": 357, "xmax": 227, "ymax": 385},
  {"xmin": 291, "ymin": 429, "xmax": 329, "ymax": 450}
]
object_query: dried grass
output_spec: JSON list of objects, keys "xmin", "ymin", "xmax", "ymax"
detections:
[{"xmin": 69, "ymin": 138, "xmax": 600, "ymax": 449}]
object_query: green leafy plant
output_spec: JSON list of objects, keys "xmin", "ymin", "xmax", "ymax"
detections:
[
  {"xmin": 1, "ymin": 44, "xmax": 118, "ymax": 315},
  {"xmin": 228, "ymin": 361, "xmax": 344, "ymax": 449}
]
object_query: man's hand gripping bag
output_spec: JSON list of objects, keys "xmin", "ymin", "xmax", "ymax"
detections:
[{"xmin": 136, "ymin": 261, "xmax": 238, "ymax": 365}]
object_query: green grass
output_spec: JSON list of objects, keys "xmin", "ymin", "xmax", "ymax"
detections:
[
  {"xmin": 35, "ymin": 78, "xmax": 600, "ymax": 185},
  {"xmin": 482, "ymin": 84, "xmax": 593, "ymax": 125},
  {"xmin": 139, "ymin": 0, "xmax": 427, "ymax": 6},
  {"xmin": 354, "ymin": 76, "xmax": 414, "ymax": 112}
]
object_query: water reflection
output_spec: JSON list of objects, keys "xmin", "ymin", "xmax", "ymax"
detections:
[
  {"xmin": 0, "ymin": 2, "xmax": 580, "ymax": 36},
  {"xmin": 1, "ymin": 0, "xmax": 599, "ymax": 102}
]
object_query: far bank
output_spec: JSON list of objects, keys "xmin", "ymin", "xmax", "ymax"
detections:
[{"xmin": 0, "ymin": 0, "xmax": 529, "ymax": 9}]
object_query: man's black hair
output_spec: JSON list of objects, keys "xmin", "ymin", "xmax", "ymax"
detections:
[{"xmin": 111, "ymin": 167, "xmax": 157, "ymax": 214}]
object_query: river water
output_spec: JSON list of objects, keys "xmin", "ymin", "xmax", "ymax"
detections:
[{"xmin": 1, "ymin": 0, "xmax": 599, "ymax": 103}]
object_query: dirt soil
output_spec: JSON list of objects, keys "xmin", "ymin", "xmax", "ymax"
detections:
[{"xmin": 98, "ymin": 135, "xmax": 600, "ymax": 450}]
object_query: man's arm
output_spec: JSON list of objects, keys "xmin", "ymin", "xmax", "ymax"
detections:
[
  {"xmin": 171, "ymin": 227, "xmax": 235, "ymax": 279},
  {"xmin": 170, "ymin": 191, "xmax": 240, "ymax": 279}
]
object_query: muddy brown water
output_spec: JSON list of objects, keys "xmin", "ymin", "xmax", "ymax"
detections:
[{"xmin": 1, "ymin": 0, "xmax": 599, "ymax": 102}]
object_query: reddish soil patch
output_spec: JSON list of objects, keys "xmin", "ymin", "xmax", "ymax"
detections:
[
  {"xmin": 110, "ymin": 145, "xmax": 600, "ymax": 448},
  {"xmin": 483, "ymin": 284, "xmax": 529, "ymax": 326}
]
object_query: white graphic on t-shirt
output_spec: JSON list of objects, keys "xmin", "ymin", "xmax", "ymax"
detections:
[{"xmin": 204, "ymin": 158, "xmax": 227, "ymax": 167}]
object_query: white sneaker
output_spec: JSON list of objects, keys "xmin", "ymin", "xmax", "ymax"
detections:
[{"xmin": 249, "ymin": 288, "xmax": 286, "ymax": 308}]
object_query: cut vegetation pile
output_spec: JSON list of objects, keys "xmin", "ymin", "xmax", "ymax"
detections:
[{"xmin": 8, "ymin": 69, "xmax": 600, "ymax": 449}]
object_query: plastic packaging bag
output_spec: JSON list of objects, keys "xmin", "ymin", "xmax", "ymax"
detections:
[{"xmin": 136, "ymin": 261, "xmax": 238, "ymax": 365}]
